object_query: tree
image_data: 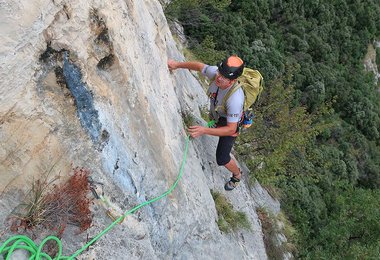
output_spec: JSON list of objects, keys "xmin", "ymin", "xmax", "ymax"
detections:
[{"xmin": 310, "ymin": 188, "xmax": 380, "ymax": 258}]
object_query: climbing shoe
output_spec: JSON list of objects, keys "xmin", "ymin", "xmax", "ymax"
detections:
[{"xmin": 224, "ymin": 176, "xmax": 241, "ymax": 191}]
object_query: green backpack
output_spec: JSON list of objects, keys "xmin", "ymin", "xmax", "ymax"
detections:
[{"xmin": 221, "ymin": 68, "xmax": 264, "ymax": 128}]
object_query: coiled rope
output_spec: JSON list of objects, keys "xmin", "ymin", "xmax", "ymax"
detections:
[{"xmin": 0, "ymin": 136, "xmax": 190, "ymax": 260}]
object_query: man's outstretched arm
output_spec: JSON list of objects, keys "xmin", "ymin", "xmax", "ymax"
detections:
[
  {"xmin": 188, "ymin": 122, "xmax": 238, "ymax": 138},
  {"xmin": 168, "ymin": 59, "xmax": 205, "ymax": 72}
]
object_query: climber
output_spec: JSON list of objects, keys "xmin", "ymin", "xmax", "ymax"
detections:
[{"xmin": 168, "ymin": 55, "xmax": 244, "ymax": 190}]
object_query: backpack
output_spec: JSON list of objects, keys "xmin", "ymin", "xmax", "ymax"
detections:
[{"xmin": 220, "ymin": 68, "xmax": 264, "ymax": 129}]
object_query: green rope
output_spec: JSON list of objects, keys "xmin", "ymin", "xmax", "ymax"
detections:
[
  {"xmin": 207, "ymin": 120, "xmax": 216, "ymax": 128},
  {"xmin": 0, "ymin": 135, "xmax": 191, "ymax": 260}
]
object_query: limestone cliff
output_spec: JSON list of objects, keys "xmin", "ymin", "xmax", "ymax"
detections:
[
  {"xmin": 364, "ymin": 41, "xmax": 380, "ymax": 85},
  {"xmin": 0, "ymin": 1, "xmax": 278, "ymax": 259}
]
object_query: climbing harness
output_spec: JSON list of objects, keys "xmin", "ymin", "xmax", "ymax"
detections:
[{"xmin": 0, "ymin": 135, "xmax": 190, "ymax": 260}]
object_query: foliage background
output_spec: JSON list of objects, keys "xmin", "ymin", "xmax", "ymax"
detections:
[{"xmin": 166, "ymin": 0, "xmax": 380, "ymax": 258}]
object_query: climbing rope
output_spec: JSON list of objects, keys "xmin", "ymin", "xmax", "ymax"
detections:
[
  {"xmin": 0, "ymin": 135, "xmax": 190, "ymax": 260},
  {"xmin": 207, "ymin": 120, "xmax": 216, "ymax": 128}
]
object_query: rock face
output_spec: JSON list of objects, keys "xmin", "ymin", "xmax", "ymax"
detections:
[
  {"xmin": 0, "ymin": 0, "xmax": 278, "ymax": 259},
  {"xmin": 364, "ymin": 41, "xmax": 380, "ymax": 85}
]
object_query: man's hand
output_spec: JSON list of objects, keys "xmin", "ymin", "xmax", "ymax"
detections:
[
  {"xmin": 188, "ymin": 125, "xmax": 206, "ymax": 138},
  {"xmin": 167, "ymin": 59, "xmax": 179, "ymax": 71}
]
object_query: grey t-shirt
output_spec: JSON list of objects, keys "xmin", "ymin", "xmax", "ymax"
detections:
[{"xmin": 202, "ymin": 65, "xmax": 244, "ymax": 123}]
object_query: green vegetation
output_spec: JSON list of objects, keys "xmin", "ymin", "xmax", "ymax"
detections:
[
  {"xmin": 181, "ymin": 110, "xmax": 195, "ymax": 129},
  {"xmin": 167, "ymin": 0, "xmax": 380, "ymax": 258},
  {"xmin": 210, "ymin": 190, "xmax": 250, "ymax": 233},
  {"xmin": 199, "ymin": 105, "xmax": 210, "ymax": 122},
  {"xmin": 192, "ymin": 35, "xmax": 227, "ymax": 65}
]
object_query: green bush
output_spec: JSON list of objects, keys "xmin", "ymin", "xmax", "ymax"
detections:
[
  {"xmin": 210, "ymin": 190, "xmax": 250, "ymax": 233},
  {"xmin": 199, "ymin": 105, "xmax": 209, "ymax": 122},
  {"xmin": 181, "ymin": 110, "xmax": 195, "ymax": 129},
  {"xmin": 192, "ymin": 36, "xmax": 226, "ymax": 65}
]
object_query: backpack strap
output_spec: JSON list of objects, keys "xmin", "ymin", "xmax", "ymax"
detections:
[
  {"xmin": 216, "ymin": 81, "xmax": 241, "ymax": 114},
  {"xmin": 253, "ymin": 74, "xmax": 264, "ymax": 108}
]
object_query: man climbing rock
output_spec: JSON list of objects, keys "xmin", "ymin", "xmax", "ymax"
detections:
[{"xmin": 168, "ymin": 55, "xmax": 244, "ymax": 190}]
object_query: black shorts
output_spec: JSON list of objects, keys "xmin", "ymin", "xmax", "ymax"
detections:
[
  {"xmin": 216, "ymin": 136, "xmax": 236, "ymax": 166},
  {"xmin": 215, "ymin": 117, "xmax": 237, "ymax": 166}
]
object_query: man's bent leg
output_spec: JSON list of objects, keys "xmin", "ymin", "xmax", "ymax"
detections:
[
  {"xmin": 216, "ymin": 136, "xmax": 236, "ymax": 166},
  {"xmin": 223, "ymin": 158, "xmax": 242, "ymax": 191},
  {"xmin": 224, "ymin": 158, "xmax": 241, "ymax": 180},
  {"xmin": 216, "ymin": 136, "xmax": 242, "ymax": 190}
]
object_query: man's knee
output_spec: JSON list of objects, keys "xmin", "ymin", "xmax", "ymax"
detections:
[{"xmin": 216, "ymin": 155, "xmax": 230, "ymax": 166}]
